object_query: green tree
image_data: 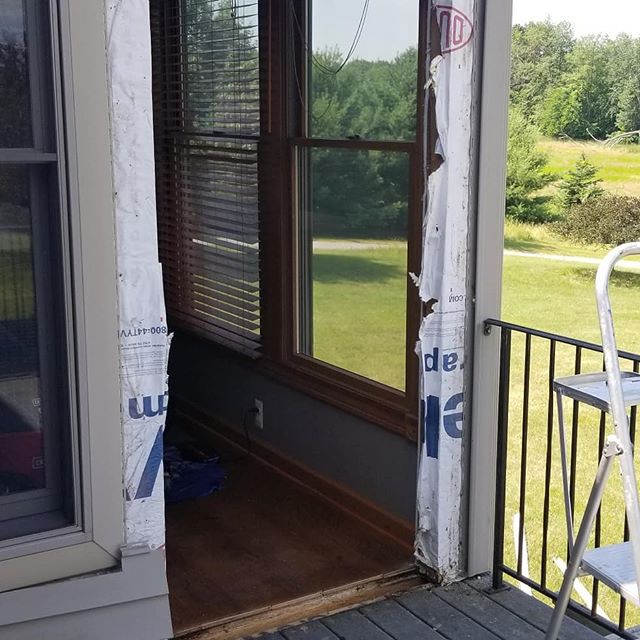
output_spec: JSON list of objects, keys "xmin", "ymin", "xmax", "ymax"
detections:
[
  {"xmin": 506, "ymin": 108, "xmax": 555, "ymax": 222},
  {"xmin": 538, "ymin": 38, "xmax": 616, "ymax": 139},
  {"xmin": 510, "ymin": 20, "xmax": 574, "ymax": 123},
  {"xmin": 601, "ymin": 35, "xmax": 640, "ymax": 135},
  {"xmin": 311, "ymin": 48, "xmax": 417, "ymax": 141},
  {"xmin": 616, "ymin": 77, "xmax": 640, "ymax": 134},
  {"xmin": 312, "ymin": 148, "xmax": 402, "ymax": 235},
  {"xmin": 310, "ymin": 48, "xmax": 417, "ymax": 235},
  {"xmin": 0, "ymin": 42, "xmax": 31, "ymax": 217},
  {"xmin": 183, "ymin": 0, "xmax": 259, "ymax": 134},
  {"xmin": 557, "ymin": 154, "xmax": 604, "ymax": 212}
]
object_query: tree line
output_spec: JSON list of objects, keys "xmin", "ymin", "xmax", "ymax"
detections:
[{"xmin": 511, "ymin": 20, "xmax": 640, "ymax": 140}]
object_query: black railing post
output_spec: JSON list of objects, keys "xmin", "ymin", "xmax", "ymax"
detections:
[
  {"xmin": 493, "ymin": 326, "xmax": 511, "ymax": 590},
  {"xmin": 540, "ymin": 338, "xmax": 556, "ymax": 590}
]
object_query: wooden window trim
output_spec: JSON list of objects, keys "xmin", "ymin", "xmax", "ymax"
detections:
[{"xmin": 254, "ymin": 0, "xmax": 428, "ymax": 441}]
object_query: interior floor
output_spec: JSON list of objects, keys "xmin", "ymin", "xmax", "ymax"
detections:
[{"xmin": 165, "ymin": 435, "xmax": 411, "ymax": 636}]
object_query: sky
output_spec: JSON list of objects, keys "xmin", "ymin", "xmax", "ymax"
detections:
[
  {"xmin": 313, "ymin": 0, "xmax": 419, "ymax": 62},
  {"xmin": 313, "ymin": 0, "xmax": 640, "ymax": 62},
  {"xmin": 512, "ymin": 0, "xmax": 640, "ymax": 38},
  {"xmin": 0, "ymin": 1, "xmax": 23, "ymax": 45}
]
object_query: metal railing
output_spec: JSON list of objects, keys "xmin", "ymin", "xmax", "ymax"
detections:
[{"xmin": 488, "ymin": 318, "xmax": 640, "ymax": 638}]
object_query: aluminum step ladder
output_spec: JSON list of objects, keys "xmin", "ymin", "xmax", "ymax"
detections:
[{"xmin": 546, "ymin": 242, "xmax": 640, "ymax": 640}]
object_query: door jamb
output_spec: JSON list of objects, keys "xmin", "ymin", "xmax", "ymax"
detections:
[{"xmin": 467, "ymin": 0, "xmax": 513, "ymax": 576}]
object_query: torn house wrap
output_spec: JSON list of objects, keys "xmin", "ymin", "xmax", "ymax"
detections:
[
  {"xmin": 415, "ymin": 0, "xmax": 477, "ymax": 580},
  {"xmin": 106, "ymin": 0, "xmax": 171, "ymax": 550}
]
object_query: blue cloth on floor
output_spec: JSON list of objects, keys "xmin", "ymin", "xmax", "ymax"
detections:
[{"xmin": 164, "ymin": 445, "xmax": 225, "ymax": 504}]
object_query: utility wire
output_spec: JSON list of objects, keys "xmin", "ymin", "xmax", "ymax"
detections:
[{"xmin": 289, "ymin": 0, "xmax": 371, "ymax": 77}]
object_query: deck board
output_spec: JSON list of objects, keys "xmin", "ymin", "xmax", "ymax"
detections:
[
  {"xmin": 398, "ymin": 588, "xmax": 501, "ymax": 640},
  {"xmin": 280, "ymin": 621, "xmax": 340, "ymax": 640},
  {"xmin": 359, "ymin": 598, "xmax": 445, "ymax": 639},
  {"xmin": 467, "ymin": 575, "xmax": 604, "ymax": 640},
  {"xmin": 434, "ymin": 580, "xmax": 545, "ymax": 639},
  {"xmin": 253, "ymin": 577, "xmax": 604, "ymax": 640},
  {"xmin": 322, "ymin": 610, "xmax": 394, "ymax": 640}
]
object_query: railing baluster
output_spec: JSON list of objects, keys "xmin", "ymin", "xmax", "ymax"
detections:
[
  {"xmin": 493, "ymin": 326, "xmax": 512, "ymax": 590},
  {"xmin": 591, "ymin": 408, "xmax": 606, "ymax": 617},
  {"xmin": 540, "ymin": 338, "xmax": 556, "ymax": 590},
  {"xmin": 618, "ymin": 358, "xmax": 639, "ymax": 632},
  {"xmin": 517, "ymin": 333, "xmax": 532, "ymax": 576},
  {"xmin": 567, "ymin": 346, "xmax": 582, "ymax": 561}
]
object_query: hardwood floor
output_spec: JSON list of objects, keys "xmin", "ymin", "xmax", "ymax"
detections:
[{"xmin": 166, "ymin": 451, "xmax": 411, "ymax": 635}]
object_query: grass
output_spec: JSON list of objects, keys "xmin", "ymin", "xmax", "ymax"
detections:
[
  {"xmin": 505, "ymin": 219, "xmax": 640, "ymax": 262},
  {"xmin": 539, "ymin": 137, "xmax": 640, "ymax": 197},
  {"xmin": 0, "ymin": 235, "xmax": 34, "ymax": 320},
  {"xmin": 311, "ymin": 242, "xmax": 408, "ymax": 390},
  {"xmin": 501, "ymin": 254, "xmax": 640, "ymax": 624}
]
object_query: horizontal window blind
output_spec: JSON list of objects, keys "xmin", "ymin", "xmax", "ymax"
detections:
[{"xmin": 151, "ymin": 0, "xmax": 261, "ymax": 357}]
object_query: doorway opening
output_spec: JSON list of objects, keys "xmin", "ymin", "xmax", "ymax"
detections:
[{"xmin": 163, "ymin": 401, "xmax": 415, "ymax": 636}]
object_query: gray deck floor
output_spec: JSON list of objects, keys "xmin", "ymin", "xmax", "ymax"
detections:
[{"xmin": 252, "ymin": 575, "xmax": 606, "ymax": 640}]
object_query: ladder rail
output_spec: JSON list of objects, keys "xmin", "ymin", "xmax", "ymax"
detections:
[{"xmin": 595, "ymin": 241, "xmax": 640, "ymax": 606}]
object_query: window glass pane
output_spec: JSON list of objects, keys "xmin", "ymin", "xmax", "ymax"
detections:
[
  {"xmin": 0, "ymin": 167, "xmax": 43, "ymax": 497},
  {"xmin": 0, "ymin": 2, "xmax": 74, "ymax": 543},
  {"xmin": 297, "ymin": 147, "xmax": 409, "ymax": 391},
  {"xmin": 182, "ymin": 0, "xmax": 259, "ymax": 136},
  {"xmin": 0, "ymin": 165, "xmax": 73, "ymax": 542},
  {"xmin": 0, "ymin": 0, "xmax": 32, "ymax": 147},
  {"xmin": 310, "ymin": 0, "xmax": 419, "ymax": 141}
]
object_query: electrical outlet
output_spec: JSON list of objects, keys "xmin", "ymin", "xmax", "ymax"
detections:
[{"xmin": 253, "ymin": 398, "xmax": 264, "ymax": 429}]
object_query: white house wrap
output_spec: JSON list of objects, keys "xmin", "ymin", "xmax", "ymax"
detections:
[
  {"xmin": 416, "ymin": 0, "xmax": 477, "ymax": 580},
  {"xmin": 105, "ymin": 0, "xmax": 170, "ymax": 550}
]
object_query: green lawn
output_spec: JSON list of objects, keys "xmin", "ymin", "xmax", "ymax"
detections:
[
  {"xmin": 0, "ymin": 235, "xmax": 34, "ymax": 320},
  {"xmin": 539, "ymin": 137, "xmax": 640, "ymax": 197},
  {"xmin": 502, "ymin": 254, "xmax": 640, "ymax": 623},
  {"xmin": 312, "ymin": 243, "xmax": 408, "ymax": 390}
]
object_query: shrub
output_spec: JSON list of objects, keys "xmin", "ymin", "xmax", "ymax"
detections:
[
  {"xmin": 557, "ymin": 154, "xmax": 604, "ymax": 211},
  {"xmin": 506, "ymin": 108, "xmax": 556, "ymax": 222},
  {"xmin": 560, "ymin": 194, "xmax": 640, "ymax": 245}
]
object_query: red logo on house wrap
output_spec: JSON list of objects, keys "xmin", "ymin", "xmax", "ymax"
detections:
[{"xmin": 435, "ymin": 5, "xmax": 474, "ymax": 53}]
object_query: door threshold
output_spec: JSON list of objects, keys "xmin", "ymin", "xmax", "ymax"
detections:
[{"xmin": 177, "ymin": 564, "xmax": 423, "ymax": 640}]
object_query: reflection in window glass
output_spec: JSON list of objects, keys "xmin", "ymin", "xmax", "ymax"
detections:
[
  {"xmin": 298, "ymin": 148, "xmax": 409, "ymax": 390},
  {"xmin": 0, "ymin": 167, "xmax": 44, "ymax": 499},
  {"xmin": 182, "ymin": 0, "xmax": 259, "ymax": 136},
  {"xmin": 310, "ymin": 0, "xmax": 419, "ymax": 140},
  {"xmin": 0, "ymin": 0, "xmax": 74, "ymax": 543},
  {"xmin": 0, "ymin": 0, "xmax": 32, "ymax": 148}
]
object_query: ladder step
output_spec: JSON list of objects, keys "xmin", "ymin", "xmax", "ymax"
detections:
[
  {"xmin": 582, "ymin": 543, "xmax": 640, "ymax": 606},
  {"xmin": 554, "ymin": 372, "xmax": 640, "ymax": 412}
]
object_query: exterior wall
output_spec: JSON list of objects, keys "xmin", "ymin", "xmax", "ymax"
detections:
[
  {"xmin": 0, "ymin": 547, "xmax": 170, "ymax": 640},
  {"xmin": 170, "ymin": 333, "xmax": 418, "ymax": 524}
]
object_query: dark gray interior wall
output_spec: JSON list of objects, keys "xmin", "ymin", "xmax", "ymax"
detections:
[{"xmin": 169, "ymin": 332, "xmax": 418, "ymax": 523}]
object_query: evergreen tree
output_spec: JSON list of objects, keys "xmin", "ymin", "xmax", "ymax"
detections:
[
  {"xmin": 505, "ymin": 108, "xmax": 555, "ymax": 221},
  {"xmin": 557, "ymin": 154, "xmax": 604, "ymax": 212}
]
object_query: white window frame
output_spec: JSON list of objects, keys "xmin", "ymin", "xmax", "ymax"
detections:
[{"xmin": 0, "ymin": 0, "xmax": 124, "ymax": 592}]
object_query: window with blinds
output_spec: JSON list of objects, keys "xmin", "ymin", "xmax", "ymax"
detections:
[{"xmin": 151, "ymin": 0, "xmax": 261, "ymax": 357}]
